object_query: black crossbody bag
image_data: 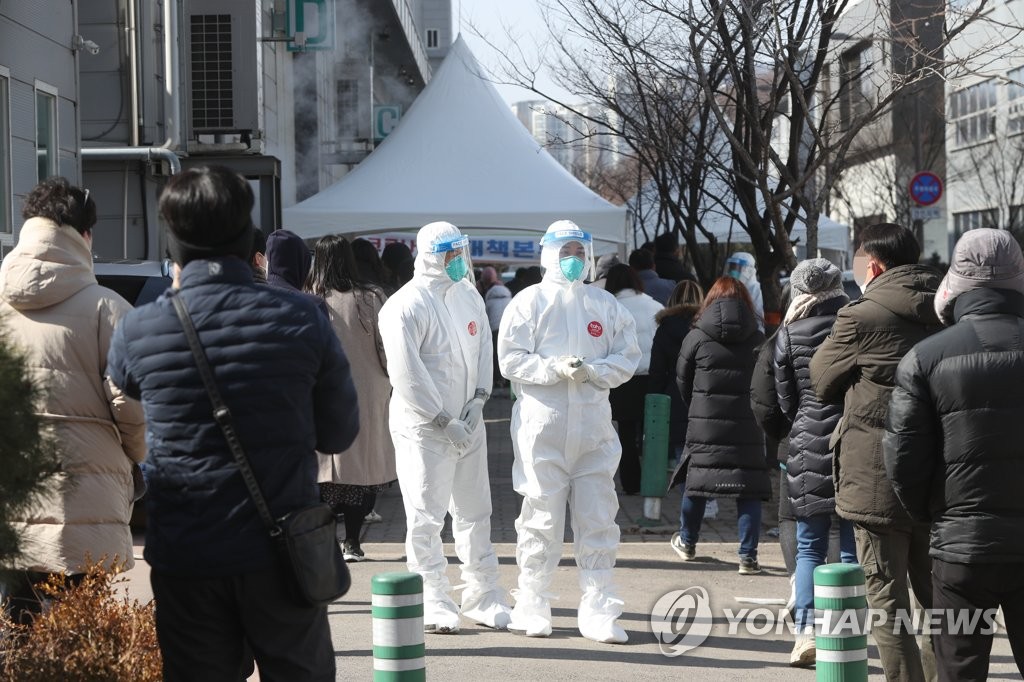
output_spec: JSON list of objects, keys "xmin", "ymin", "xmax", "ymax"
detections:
[{"xmin": 171, "ymin": 292, "xmax": 350, "ymax": 606}]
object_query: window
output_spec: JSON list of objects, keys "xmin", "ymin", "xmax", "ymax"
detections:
[
  {"xmin": 0, "ymin": 68, "xmax": 10, "ymax": 233},
  {"xmin": 953, "ymin": 209, "xmax": 998, "ymax": 239},
  {"xmin": 1009, "ymin": 67, "xmax": 1024, "ymax": 135},
  {"xmin": 335, "ymin": 79, "xmax": 358, "ymax": 138},
  {"xmin": 35, "ymin": 82, "xmax": 57, "ymax": 182},
  {"xmin": 951, "ymin": 80, "xmax": 997, "ymax": 146},
  {"xmin": 426, "ymin": 29, "xmax": 439, "ymax": 49},
  {"xmin": 840, "ymin": 43, "xmax": 873, "ymax": 129}
]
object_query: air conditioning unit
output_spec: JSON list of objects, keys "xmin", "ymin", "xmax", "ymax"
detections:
[{"xmin": 183, "ymin": 0, "xmax": 258, "ymax": 135}]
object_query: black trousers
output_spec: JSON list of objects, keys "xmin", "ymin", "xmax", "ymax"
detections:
[
  {"xmin": 932, "ymin": 558, "xmax": 1024, "ymax": 682},
  {"xmin": 150, "ymin": 563, "xmax": 335, "ymax": 682}
]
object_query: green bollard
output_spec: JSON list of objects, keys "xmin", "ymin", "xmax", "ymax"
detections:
[
  {"xmin": 814, "ymin": 563, "xmax": 869, "ymax": 682},
  {"xmin": 372, "ymin": 572, "xmax": 426, "ymax": 682},
  {"xmin": 639, "ymin": 393, "xmax": 671, "ymax": 523}
]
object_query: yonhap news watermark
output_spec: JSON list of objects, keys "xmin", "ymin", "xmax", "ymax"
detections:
[{"xmin": 650, "ymin": 586, "xmax": 1001, "ymax": 657}]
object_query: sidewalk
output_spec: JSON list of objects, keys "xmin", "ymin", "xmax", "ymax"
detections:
[{"xmin": 123, "ymin": 391, "xmax": 1019, "ymax": 680}]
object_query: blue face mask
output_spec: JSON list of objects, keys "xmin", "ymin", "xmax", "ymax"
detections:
[
  {"xmin": 445, "ymin": 254, "xmax": 468, "ymax": 282},
  {"xmin": 560, "ymin": 256, "xmax": 586, "ymax": 282}
]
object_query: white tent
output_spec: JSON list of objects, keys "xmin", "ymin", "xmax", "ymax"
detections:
[{"xmin": 283, "ymin": 36, "xmax": 627, "ymax": 250}]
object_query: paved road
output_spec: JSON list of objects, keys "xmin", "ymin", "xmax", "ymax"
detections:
[{"xmin": 124, "ymin": 391, "xmax": 1020, "ymax": 680}]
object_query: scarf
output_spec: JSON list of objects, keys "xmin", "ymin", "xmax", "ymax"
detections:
[{"xmin": 784, "ymin": 289, "xmax": 847, "ymax": 325}]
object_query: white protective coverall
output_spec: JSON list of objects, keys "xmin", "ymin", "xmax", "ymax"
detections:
[
  {"xmin": 725, "ymin": 251, "xmax": 765, "ymax": 330},
  {"xmin": 498, "ymin": 220, "xmax": 641, "ymax": 643},
  {"xmin": 378, "ymin": 221, "xmax": 510, "ymax": 634}
]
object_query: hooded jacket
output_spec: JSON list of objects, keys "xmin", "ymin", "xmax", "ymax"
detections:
[
  {"xmin": 809, "ymin": 264, "xmax": 941, "ymax": 526},
  {"xmin": 774, "ymin": 297, "xmax": 847, "ymax": 517},
  {"xmin": 885, "ymin": 287, "xmax": 1024, "ymax": 563},
  {"xmin": 676, "ymin": 296, "xmax": 768, "ymax": 499},
  {"xmin": 649, "ymin": 305, "xmax": 698, "ymax": 449},
  {"xmin": 0, "ymin": 217, "xmax": 146, "ymax": 574},
  {"xmin": 265, "ymin": 229, "xmax": 329, "ymax": 317}
]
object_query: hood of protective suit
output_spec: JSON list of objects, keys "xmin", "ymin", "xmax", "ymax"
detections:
[
  {"xmin": 413, "ymin": 221, "xmax": 466, "ymax": 289},
  {"xmin": 695, "ymin": 296, "xmax": 759, "ymax": 344},
  {"xmin": 726, "ymin": 252, "xmax": 758, "ymax": 289},
  {"xmin": 0, "ymin": 217, "xmax": 95, "ymax": 311},
  {"xmin": 540, "ymin": 220, "xmax": 592, "ymax": 287},
  {"xmin": 266, "ymin": 229, "xmax": 311, "ymax": 291}
]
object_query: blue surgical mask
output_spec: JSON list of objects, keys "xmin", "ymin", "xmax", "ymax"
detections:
[
  {"xmin": 560, "ymin": 256, "xmax": 586, "ymax": 282},
  {"xmin": 445, "ymin": 254, "xmax": 468, "ymax": 282}
]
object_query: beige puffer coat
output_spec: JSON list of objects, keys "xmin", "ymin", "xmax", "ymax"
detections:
[{"xmin": 0, "ymin": 217, "xmax": 146, "ymax": 574}]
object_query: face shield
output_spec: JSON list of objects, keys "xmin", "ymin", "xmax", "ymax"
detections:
[
  {"xmin": 724, "ymin": 252, "xmax": 756, "ymax": 284},
  {"xmin": 540, "ymin": 223, "xmax": 595, "ymax": 284},
  {"xmin": 430, "ymin": 234, "xmax": 474, "ymax": 284}
]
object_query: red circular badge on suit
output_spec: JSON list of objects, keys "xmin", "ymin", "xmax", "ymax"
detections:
[
  {"xmin": 587, "ymin": 320, "xmax": 603, "ymax": 337},
  {"xmin": 468, "ymin": 321, "xmax": 478, "ymax": 336}
]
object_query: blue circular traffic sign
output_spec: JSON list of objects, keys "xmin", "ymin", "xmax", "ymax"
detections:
[{"xmin": 909, "ymin": 171, "xmax": 943, "ymax": 206}]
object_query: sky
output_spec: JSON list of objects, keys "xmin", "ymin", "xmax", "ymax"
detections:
[{"xmin": 453, "ymin": 0, "xmax": 576, "ymax": 106}]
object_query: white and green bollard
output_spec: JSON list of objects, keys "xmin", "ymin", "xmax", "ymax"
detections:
[
  {"xmin": 814, "ymin": 563, "xmax": 869, "ymax": 681},
  {"xmin": 372, "ymin": 572, "xmax": 426, "ymax": 681}
]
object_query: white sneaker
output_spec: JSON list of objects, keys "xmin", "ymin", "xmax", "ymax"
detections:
[
  {"xmin": 578, "ymin": 591, "xmax": 628, "ymax": 644},
  {"xmin": 461, "ymin": 586, "xmax": 512, "ymax": 630},
  {"xmin": 423, "ymin": 598, "xmax": 460, "ymax": 635},
  {"xmin": 790, "ymin": 633, "xmax": 816, "ymax": 667},
  {"xmin": 364, "ymin": 509, "xmax": 383, "ymax": 524},
  {"xmin": 508, "ymin": 591, "xmax": 552, "ymax": 638},
  {"xmin": 703, "ymin": 499, "xmax": 719, "ymax": 520}
]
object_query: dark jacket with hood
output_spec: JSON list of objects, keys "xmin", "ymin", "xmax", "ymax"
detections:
[
  {"xmin": 774, "ymin": 297, "xmax": 847, "ymax": 517},
  {"xmin": 809, "ymin": 264, "xmax": 941, "ymax": 526},
  {"xmin": 676, "ymin": 296, "xmax": 769, "ymax": 499},
  {"xmin": 648, "ymin": 304, "xmax": 698, "ymax": 449},
  {"xmin": 266, "ymin": 229, "xmax": 329, "ymax": 317},
  {"xmin": 884, "ymin": 287, "xmax": 1024, "ymax": 563}
]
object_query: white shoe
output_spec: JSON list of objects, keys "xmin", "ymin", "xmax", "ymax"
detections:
[
  {"xmin": 423, "ymin": 598, "xmax": 461, "ymax": 635},
  {"xmin": 364, "ymin": 509, "xmax": 383, "ymax": 524},
  {"xmin": 790, "ymin": 633, "xmax": 816, "ymax": 667},
  {"xmin": 578, "ymin": 590, "xmax": 628, "ymax": 644},
  {"xmin": 461, "ymin": 586, "xmax": 512, "ymax": 630},
  {"xmin": 508, "ymin": 591, "xmax": 552, "ymax": 637}
]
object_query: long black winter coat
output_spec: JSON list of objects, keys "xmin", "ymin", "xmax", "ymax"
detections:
[
  {"xmin": 676, "ymin": 297, "xmax": 769, "ymax": 499},
  {"xmin": 774, "ymin": 297, "xmax": 847, "ymax": 517},
  {"xmin": 648, "ymin": 305, "xmax": 698, "ymax": 449},
  {"xmin": 884, "ymin": 287, "xmax": 1024, "ymax": 564}
]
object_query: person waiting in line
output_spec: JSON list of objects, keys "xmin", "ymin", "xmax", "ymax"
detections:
[
  {"xmin": 0, "ymin": 177, "xmax": 146, "ymax": 625},
  {"xmin": 306, "ymin": 235, "xmax": 396, "ymax": 563},
  {"xmin": 628, "ymin": 248, "xmax": 675, "ymax": 305},
  {"xmin": 266, "ymin": 228, "xmax": 329, "ymax": 318},
  {"xmin": 885, "ymin": 228, "xmax": 1024, "ymax": 681},
  {"xmin": 481, "ymin": 266, "xmax": 513, "ymax": 390},
  {"xmin": 378, "ymin": 222, "xmax": 511, "ymax": 635},
  {"xmin": 249, "ymin": 228, "xmax": 268, "ymax": 284},
  {"xmin": 380, "ymin": 241, "xmax": 415, "ymax": 293},
  {"xmin": 810, "ymin": 223, "xmax": 941, "ymax": 682},
  {"xmin": 107, "ymin": 166, "xmax": 358, "ymax": 680},
  {"xmin": 773, "ymin": 258, "xmax": 854, "ymax": 667},
  {"xmin": 499, "ymin": 221, "xmax": 640, "ymax": 643},
  {"xmin": 603, "ymin": 263, "xmax": 663, "ymax": 495},
  {"xmin": 351, "ymin": 237, "xmax": 390, "ymax": 289},
  {"xmin": 673, "ymin": 277, "xmax": 768, "ymax": 574}
]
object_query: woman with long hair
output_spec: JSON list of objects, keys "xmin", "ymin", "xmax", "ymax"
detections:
[
  {"xmin": 350, "ymin": 237, "xmax": 390, "ymax": 290},
  {"xmin": 674, "ymin": 276, "xmax": 768, "ymax": 574},
  {"xmin": 648, "ymin": 279, "xmax": 704, "ymax": 470},
  {"xmin": 306, "ymin": 235, "xmax": 397, "ymax": 561},
  {"xmin": 604, "ymin": 263, "xmax": 664, "ymax": 494}
]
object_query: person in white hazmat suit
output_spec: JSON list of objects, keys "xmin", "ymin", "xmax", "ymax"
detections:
[
  {"xmin": 497, "ymin": 220, "xmax": 641, "ymax": 643},
  {"xmin": 725, "ymin": 252, "xmax": 765, "ymax": 330},
  {"xmin": 378, "ymin": 221, "xmax": 511, "ymax": 634}
]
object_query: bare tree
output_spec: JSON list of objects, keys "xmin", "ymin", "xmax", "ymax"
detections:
[{"xmin": 482, "ymin": 0, "xmax": 1011, "ymax": 304}]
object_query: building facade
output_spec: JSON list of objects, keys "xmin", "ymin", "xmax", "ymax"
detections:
[{"xmin": 1, "ymin": 0, "xmax": 450, "ymax": 260}]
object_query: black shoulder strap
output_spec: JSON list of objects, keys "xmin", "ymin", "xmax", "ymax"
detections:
[{"xmin": 170, "ymin": 292, "xmax": 280, "ymax": 537}]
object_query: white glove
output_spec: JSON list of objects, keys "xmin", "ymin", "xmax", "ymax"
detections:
[
  {"xmin": 460, "ymin": 397, "xmax": 486, "ymax": 432},
  {"xmin": 556, "ymin": 356, "xmax": 589, "ymax": 383},
  {"xmin": 443, "ymin": 418, "xmax": 472, "ymax": 445}
]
